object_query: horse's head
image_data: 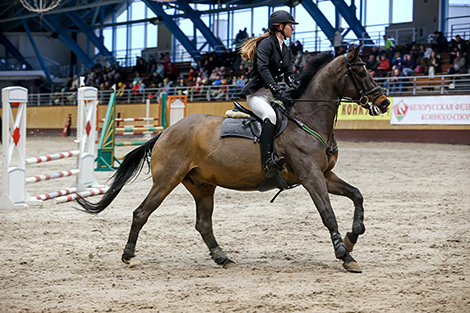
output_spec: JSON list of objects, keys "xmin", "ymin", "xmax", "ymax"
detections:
[{"xmin": 340, "ymin": 44, "xmax": 390, "ymax": 115}]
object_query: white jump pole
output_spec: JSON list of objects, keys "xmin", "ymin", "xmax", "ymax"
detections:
[
  {"xmin": 143, "ymin": 97, "xmax": 152, "ymax": 140},
  {"xmin": 1, "ymin": 86, "xmax": 28, "ymax": 209},
  {"xmin": 0, "ymin": 86, "xmax": 102, "ymax": 209}
]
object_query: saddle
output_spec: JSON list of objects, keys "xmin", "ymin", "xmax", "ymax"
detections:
[
  {"xmin": 220, "ymin": 101, "xmax": 295, "ymax": 196},
  {"xmin": 220, "ymin": 101, "xmax": 289, "ymax": 142}
]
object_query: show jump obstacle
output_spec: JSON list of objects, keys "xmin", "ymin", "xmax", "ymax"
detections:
[
  {"xmin": 95, "ymin": 92, "xmax": 187, "ymax": 171},
  {"xmin": 0, "ymin": 86, "xmax": 108, "ymax": 209}
]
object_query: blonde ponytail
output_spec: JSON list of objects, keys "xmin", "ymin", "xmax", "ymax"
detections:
[{"xmin": 240, "ymin": 31, "xmax": 271, "ymax": 62}]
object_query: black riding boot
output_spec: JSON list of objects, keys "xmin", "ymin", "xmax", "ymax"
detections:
[{"xmin": 260, "ymin": 118, "xmax": 286, "ymax": 178}]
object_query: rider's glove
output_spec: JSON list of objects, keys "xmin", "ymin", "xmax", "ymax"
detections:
[
  {"xmin": 268, "ymin": 83, "xmax": 294, "ymax": 106},
  {"xmin": 286, "ymin": 75, "xmax": 300, "ymax": 89}
]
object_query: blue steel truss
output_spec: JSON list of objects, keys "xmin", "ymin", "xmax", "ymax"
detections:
[
  {"xmin": 176, "ymin": 1, "xmax": 226, "ymax": 53},
  {"xmin": 330, "ymin": 0, "xmax": 373, "ymax": 45},
  {"xmin": 42, "ymin": 15, "xmax": 94, "ymax": 68},
  {"xmin": 143, "ymin": 0, "xmax": 201, "ymax": 61},
  {"xmin": 301, "ymin": 0, "xmax": 336, "ymax": 45},
  {"xmin": 66, "ymin": 11, "xmax": 115, "ymax": 64},
  {"xmin": 21, "ymin": 19, "xmax": 53, "ymax": 87},
  {"xmin": 0, "ymin": 31, "xmax": 32, "ymax": 70}
]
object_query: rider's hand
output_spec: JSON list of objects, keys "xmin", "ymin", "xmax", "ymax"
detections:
[
  {"xmin": 286, "ymin": 76, "xmax": 300, "ymax": 89},
  {"xmin": 268, "ymin": 83, "xmax": 294, "ymax": 106},
  {"xmin": 275, "ymin": 90, "xmax": 294, "ymax": 107}
]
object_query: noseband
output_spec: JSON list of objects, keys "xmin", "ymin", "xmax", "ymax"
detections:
[{"xmin": 343, "ymin": 54, "xmax": 384, "ymax": 115}]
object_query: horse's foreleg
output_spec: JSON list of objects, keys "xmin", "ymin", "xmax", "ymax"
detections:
[
  {"xmin": 122, "ymin": 182, "xmax": 178, "ymax": 267},
  {"xmin": 301, "ymin": 172, "xmax": 361, "ymax": 273},
  {"xmin": 182, "ymin": 181, "xmax": 236, "ymax": 268},
  {"xmin": 325, "ymin": 171, "xmax": 365, "ymax": 253}
]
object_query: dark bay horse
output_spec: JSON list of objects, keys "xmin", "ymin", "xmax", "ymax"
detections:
[{"xmin": 78, "ymin": 45, "xmax": 390, "ymax": 273}]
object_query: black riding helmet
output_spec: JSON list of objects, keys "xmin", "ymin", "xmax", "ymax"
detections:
[
  {"xmin": 268, "ymin": 10, "xmax": 298, "ymax": 39},
  {"xmin": 268, "ymin": 10, "xmax": 299, "ymax": 28}
]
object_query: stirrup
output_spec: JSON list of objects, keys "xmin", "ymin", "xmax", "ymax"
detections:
[{"xmin": 264, "ymin": 155, "xmax": 286, "ymax": 178}]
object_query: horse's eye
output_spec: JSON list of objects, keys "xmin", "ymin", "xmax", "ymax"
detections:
[{"xmin": 357, "ymin": 70, "xmax": 367, "ymax": 77}]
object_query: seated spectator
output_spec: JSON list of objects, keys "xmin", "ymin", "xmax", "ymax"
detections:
[
  {"xmin": 147, "ymin": 55, "xmax": 157, "ymax": 73},
  {"xmin": 369, "ymin": 46, "xmax": 380, "ymax": 59},
  {"xmin": 291, "ymin": 40, "xmax": 303, "ymax": 56},
  {"xmin": 236, "ymin": 75, "xmax": 247, "ymax": 88},
  {"xmin": 294, "ymin": 50, "xmax": 303, "ymax": 67},
  {"xmin": 188, "ymin": 68, "xmax": 197, "ymax": 81},
  {"xmin": 212, "ymin": 74, "xmax": 222, "ymax": 86},
  {"xmin": 209, "ymin": 67, "xmax": 222, "ymax": 81},
  {"xmin": 93, "ymin": 59, "xmax": 102, "ymax": 71},
  {"xmin": 431, "ymin": 31, "xmax": 448, "ymax": 52},
  {"xmin": 389, "ymin": 68, "xmax": 405, "ymax": 95},
  {"xmin": 175, "ymin": 77, "xmax": 187, "ymax": 95},
  {"xmin": 428, "ymin": 50, "xmax": 441, "ymax": 76},
  {"xmin": 151, "ymin": 72, "xmax": 163, "ymax": 86},
  {"xmin": 163, "ymin": 77, "xmax": 173, "ymax": 95},
  {"xmin": 448, "ymin": 50, "xmax": 468, "ymax": 75},
  {"xmin": 156, "ymin": 61, "xmax": 164, "ymax": 77},
  {"xmin": 138, "ymin": 80, "xmax": 146, "ymax": 95},
  {"xmin": 366, "ymin": 55, "xmax": 378, "ymax": 76},
  {"xmin": 133, "ymin": 58, "xmax": 147, "ymax": 74},
  {"xmin": 449, "ymin": 35, "xmax": 469, "ymax": 64},
  {"xmin": 402, "ymin": 54, "xmax": 417, "ymax": 76},
  {"xmin": 214, "ymin": 78, "xmax": 228, "ymax": 100},
  {"xmin": 132, "ymin": 73, "xmax": 141, "ymax": 86},
  {"xmin": 392, "ymin": 52, "xmax": 404, "ymax": 71},
  {"xmin": 376, "ymin": 54, "xmax": 391, "ymax": 77}
]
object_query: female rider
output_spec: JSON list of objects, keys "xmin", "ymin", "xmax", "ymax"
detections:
[{"xmin": 239, "ymin": 10, "xmax": 298, "ymax": 178}]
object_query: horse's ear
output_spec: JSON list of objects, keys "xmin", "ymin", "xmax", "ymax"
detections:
[{"xmin": 347, "ymin": 44, "xmax": 362, "ymax": 60}]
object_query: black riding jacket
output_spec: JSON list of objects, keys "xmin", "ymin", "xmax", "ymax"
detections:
[{"xmin": 240, "ymin": 34, "xmax": 295, "ymax": 97}]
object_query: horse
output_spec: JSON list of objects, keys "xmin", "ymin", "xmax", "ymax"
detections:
[{"xmin": 77, "ymin": 44, "xmax": 390, "ymax": 273}]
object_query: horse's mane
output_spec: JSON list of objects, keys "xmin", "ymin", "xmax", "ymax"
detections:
[{"xmin": 294, "ymin": 51, "xmax": 335, "ymax": 98}]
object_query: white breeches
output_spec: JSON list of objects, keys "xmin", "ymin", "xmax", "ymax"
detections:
[{"xmin": 247, "ymin": 89, "xmax": 277, "ymax": 124}]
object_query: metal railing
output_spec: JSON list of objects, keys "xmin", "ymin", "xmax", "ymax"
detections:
[
  {"xmin": 375, "ymin": 73, "xmax": 470, "ymax": 96},
  {"xmin": 23, "ymin": 73, "xmax": 470, "ymax": 107}
]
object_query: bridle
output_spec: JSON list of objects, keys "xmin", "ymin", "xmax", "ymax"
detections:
[
  {"xmin": 343, "ymin": 54, "xmax": 384, "ymax": 116},
  {"xmin": 292, "ymin": 53, "xmax": 385, "ymax": 116}
]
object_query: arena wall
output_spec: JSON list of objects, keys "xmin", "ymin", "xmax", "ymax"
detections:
[{"xmin": 2, "ymin": 96, "xmax": 469, "ymax": 144}]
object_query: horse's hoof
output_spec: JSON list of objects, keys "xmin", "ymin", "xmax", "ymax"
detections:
[
  {"xmin": 128, "ymin": 257, "xmax": 143, "ymax": 269},
  {"xmin": 343, "ymin": 234, "xmax": 355, "ymax": 252},
  {"xmin": 222, "ymin": 259, "xmax": 237, "ymax": 269},
  {"xmin": 343, "ymin": 261, "xmax": 362, "ymax": 273}
]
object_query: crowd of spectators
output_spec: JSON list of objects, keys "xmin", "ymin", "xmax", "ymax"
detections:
[
  {"xmin": 61, "ymin": 29, "xmax": 469, "ymax": 100},
  {"xmin": 363, "ymin": 31, "xmax": 470, "ymax": 94}
]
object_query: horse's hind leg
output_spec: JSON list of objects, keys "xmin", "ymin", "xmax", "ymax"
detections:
[
  {"xmin": 325, "ymin": 171, "xmax": 365, "ymax": 253},
  {"xmin": 122, "ymin": 181, "xmax": 180, "ymax": 267},
  {"xmin": 182, "ymin": 181, "xmax": 236, "ymax": 268}
]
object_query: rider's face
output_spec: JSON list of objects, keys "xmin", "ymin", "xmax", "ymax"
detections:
[{"xmin": 283, "ymin": 23, "xmax": 294, "ymax": 38}]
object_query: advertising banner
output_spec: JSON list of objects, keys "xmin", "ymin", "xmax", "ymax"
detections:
[
  {"xmin": 337, "ymin": 101, "xmax": 392, "ymax": 120},
  {"xmin": 391, "ymin": 96, "xmax": 470, "ymax": 125}
]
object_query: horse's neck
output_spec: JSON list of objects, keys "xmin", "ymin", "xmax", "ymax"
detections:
[{"xmin": 292, "ymin": 80, "xmax": 339, "ymax": 138}]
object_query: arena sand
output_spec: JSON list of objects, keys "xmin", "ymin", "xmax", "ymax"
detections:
[{"xmin": 0, "ymin": 137, "xmax": 469, "ymax": 312}]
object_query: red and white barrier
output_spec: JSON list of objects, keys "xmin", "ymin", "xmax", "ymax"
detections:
[
  {"xmin": 0, "ymin": 86, "xmax": 107, "ymax": 209},
  {"xmin": 35, "ymin": 188, "xmax": 78, "ymax": 201},
  {"xmin": 25, "ymin": 169, "xmax": 80, "ymax": 183},
  {"xmin": 53, "ymin": 187, "xmax": 109, "ymax": 204},
  {"xmin": 25, "ymin": 150, "xmax": 80, "ymax": 164},
  {"xmin": 98, "ymin": 117, "xmax": 159, "ymax": 123}
]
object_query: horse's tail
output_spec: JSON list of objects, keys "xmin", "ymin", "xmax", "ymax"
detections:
[{"xmin": 76, "ymin": 133, "xmax": 161, "ymax": 214}]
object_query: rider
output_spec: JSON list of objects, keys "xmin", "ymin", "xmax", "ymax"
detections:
[{"xmin": 239, "ymin": 10, "xmax": 299, "ymax": 178}]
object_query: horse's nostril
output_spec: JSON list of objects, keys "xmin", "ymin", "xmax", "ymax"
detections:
[{"xmin": 380, "ymin": 99, "xmax": 390, "ymax": 113}]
